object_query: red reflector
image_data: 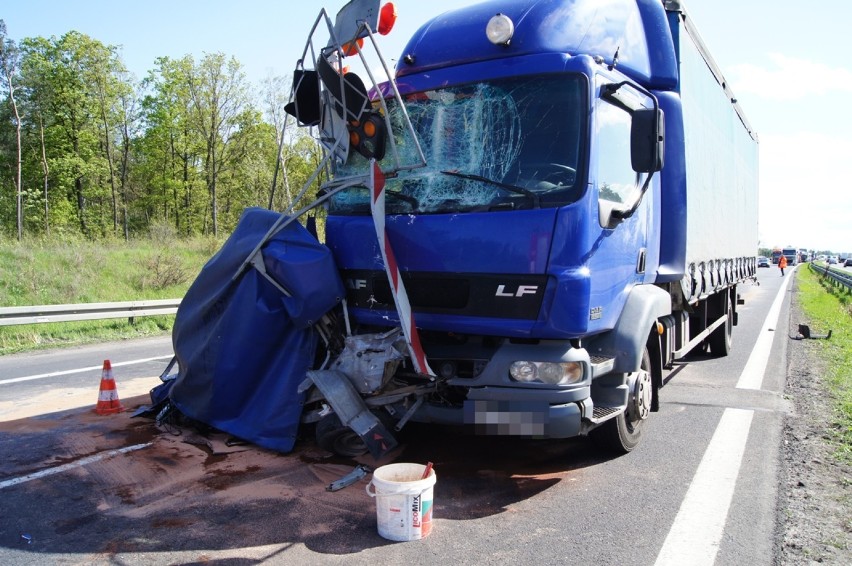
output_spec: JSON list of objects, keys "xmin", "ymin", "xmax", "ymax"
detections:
[{"xmin": 378, "ymin": 2, "xmax": 397, "ymax": 35}]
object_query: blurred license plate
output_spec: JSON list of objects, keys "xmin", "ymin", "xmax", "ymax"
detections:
[{"xmin": 463, "ymin": 399, "xmax": 549, "ymax": 436}]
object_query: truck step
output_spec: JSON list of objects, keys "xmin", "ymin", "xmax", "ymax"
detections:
[
  {"xmin": 588, "ymin": 405, "xmax": 624, "ymax": 424},
  {"xmin": 589, "ymin": 355, "xmax": 615, "ymax": 378}
]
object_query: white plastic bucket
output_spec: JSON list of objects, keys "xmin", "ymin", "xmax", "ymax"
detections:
[{"xmin": 366, "ymin": 462, "xmax": 437, "ymax": 541}]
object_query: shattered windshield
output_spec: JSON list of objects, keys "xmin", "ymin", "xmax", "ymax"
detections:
[{"xmin": 329, "ymin": 74, "xmax": 586, "ymax": 214}]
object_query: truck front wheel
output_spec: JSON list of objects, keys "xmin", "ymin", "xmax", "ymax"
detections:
[
  {"xmin": 591, "ymin": 348, "xmax": 651, "ymax": 454},
  {"xmin": 315, "ymin": 413, "xmax": 369, "ymax": 457}
]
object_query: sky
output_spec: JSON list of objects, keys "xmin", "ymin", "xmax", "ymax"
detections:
[{"xmin": 3, "ymin": 0, "xmax": 851, "ymax": 253}]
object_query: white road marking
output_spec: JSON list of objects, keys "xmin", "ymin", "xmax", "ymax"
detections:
[
  {"xmin": 736, "ymin": 267, "xmax": 796, "ymax": 390},
  {"xmin": 654, "ymin": 408, "xmax": 754, "ymax": 566},
  {"xmin": 0, "ymin": 355, "xmax": 173, "ymax": 386},
  {"xmin": 656, "ymin": 270, "xmax": 794, "ymax": 564},
  {"xmin": 0, "ymin": 443, "xmax": 152, "ymax": 490}
]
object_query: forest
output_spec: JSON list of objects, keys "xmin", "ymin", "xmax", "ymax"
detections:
[{"xmin": 0, "ymin": 20, "xmax": 321, "ymax": 242}]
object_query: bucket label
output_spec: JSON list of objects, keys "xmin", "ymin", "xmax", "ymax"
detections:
[
  {"xmin": 412, "ymin": 494, "xmax": 421, "ymax": 528},
  {"xmin": 375, "ymin": 489, "xmax": 433, "ymax": 541}
]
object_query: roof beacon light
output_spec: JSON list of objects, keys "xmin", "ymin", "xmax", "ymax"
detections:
[
  {"xmin": 378, "ymin": 3, "xmax": 397, "ymax": 35},
  {"xmin": 486, "ymin": 13, "xmax": 514, "ymax": 46}
]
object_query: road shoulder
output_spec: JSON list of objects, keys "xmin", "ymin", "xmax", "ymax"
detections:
[{"xmin": 776, "ymin": 277, "xmax": 851, "ymax": 564}]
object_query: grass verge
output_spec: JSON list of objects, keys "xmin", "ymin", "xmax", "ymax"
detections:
[
  {"xmin": 799, "ymin": 264, "xmax": 852, "ymax": 464},
  {"xmin": 0, "ymin": 235, "xmax": 220, "ymax": 355}
]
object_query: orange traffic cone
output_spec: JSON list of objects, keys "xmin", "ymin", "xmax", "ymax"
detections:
[{"xmin": 93, "ymin": 360, "xmax": 125, "ymax": 415}]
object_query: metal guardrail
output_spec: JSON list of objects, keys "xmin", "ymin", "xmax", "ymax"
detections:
[
  {"xmin": 0, "ymin": 299, "xmax": 181, "ymax": 327},
  {"xmin": 810, "ymin": 262, "xmax": 852, "ymax": 292}
]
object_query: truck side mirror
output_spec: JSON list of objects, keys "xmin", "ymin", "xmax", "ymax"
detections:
[{"xmin": 631, "ymin": 108, "xmax": 664, "ymax": 173}]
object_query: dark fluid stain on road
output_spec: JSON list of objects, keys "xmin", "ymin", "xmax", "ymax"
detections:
[
  {"xmin": 98, "ymin": 538, "xmax": 144, "ymax": 555},
  {"xmin": 151, "ymin": 517, "xmax": 196, "ymax": 528},
  {"xmin": 112, "ymin": 418, "xmax": 160, "ymax": 446},
  {"xmin": 113, "ymin": 485, "xmax": 136, "ymax": 505},
  {"xmin": 149, "ymin": 454, "xmax": 182, "ymax": 469},
  {"xmin": 202, "ymin": 464, "xmax": 263, "ymax": 491},
  {"xmin": 0, "ymin": 431, "xmax": 64, "ymax": 474},
  {"xmin": 52, "ymin": 512, "xmax": 98, "ymax": 535},
  {"xmin": 203, "ymin": 453, "xmax": 228, "ymax": 467}
]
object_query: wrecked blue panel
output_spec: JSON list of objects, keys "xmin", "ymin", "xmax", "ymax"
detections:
[{"xmin": 169, "ymin": 208, "xmax": 344, "ymax": 452}]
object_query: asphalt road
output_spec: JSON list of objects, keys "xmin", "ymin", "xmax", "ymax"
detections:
[{"xmin": 0, "ymin": 267, "xmax": 795, "ymax": 565}]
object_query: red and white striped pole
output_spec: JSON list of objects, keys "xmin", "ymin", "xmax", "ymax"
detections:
[{"xmin": 369, "ymin": 161, "xmax": 435, "ymax": 377}]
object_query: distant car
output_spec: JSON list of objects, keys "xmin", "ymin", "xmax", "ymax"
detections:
[
  {"xmin": 845, "ymin": 258, "xmax": 852, "ymax": 267},
  {"xmin": 757, "ymin": 256, "xmax": 770, "ymax": 268},
  {"xmin": 828, "ymin": 256, "xmax": 838, "ymax": 264}
]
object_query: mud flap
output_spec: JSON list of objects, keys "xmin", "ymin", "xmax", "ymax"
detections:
[{"xmin": 306, "ymin": 370, "xmax": 398, "ymax": 459}]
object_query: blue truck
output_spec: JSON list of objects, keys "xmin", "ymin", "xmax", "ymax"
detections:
[
  {"xmin": 167, "ymin": 0, "xmax": 759, "ymax": 458},
  {"xmin": 287, "ymin": 0, "xmax": 759, "ymax": 455}
]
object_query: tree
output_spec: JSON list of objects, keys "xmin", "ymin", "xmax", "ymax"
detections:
[
  {"xmin": 20, "ymin": 32, "xmax": 128, "ymax": 237},
  {"xmin": 1, "ymin": 25, "xmax": 317, "ymax": 240},
  {"xmin": 115, "ymin": 69, "xmax": 141, "ymax": 239},
  {"xmin": 0, "ymin": 20, "xmax": 23, "ymax": 240},
  {"xmin": 87, "ymin": 42, "xmax": 131, "ymax": 235},
  {"xmin": 219, "ymin": 112, "xmax": 278, "ymax": 228},
  {"xmin": 186, "ymin": 53, "xmax": 251, "ymax": 237},
  {"xmin": 262, "ymin": 73, "xmax": 292, "ymax": 210},
  {"xmin": 141, "ymin": 56, "xmax": 203, "ymax": 235},
  {"xmin": 37, "ymin": 112, "xmax": 49, "ymax": 234}
]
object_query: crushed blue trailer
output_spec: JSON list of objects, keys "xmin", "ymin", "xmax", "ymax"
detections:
[{"xmin": 167, "ymin": 209, "xmax": 344, "ymax": 452}]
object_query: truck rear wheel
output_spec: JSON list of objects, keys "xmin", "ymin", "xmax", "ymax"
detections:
[
  {"xmin": 591, "ymin": 348, "xmax": 651, "ymax": 454},
  {"xmin": 708, "ymin": 293, "xmax": 732, "ymax": 357}
]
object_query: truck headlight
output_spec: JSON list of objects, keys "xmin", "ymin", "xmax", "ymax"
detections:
[{"xmin": 509, "ymin": 361, "xmax": 584, "ymax": 385}]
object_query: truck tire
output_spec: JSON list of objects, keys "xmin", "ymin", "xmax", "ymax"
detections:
[
  {"xmin": 708, "ymin": 293, "xmax": 732, "ymax": 357},
  {"xmin": 315, "ymin": 413, "xmax": 369, "ymax": 457},
  {"xmin": 591, "ymin": 348, "xmax": 651, "ymax": 454}
]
